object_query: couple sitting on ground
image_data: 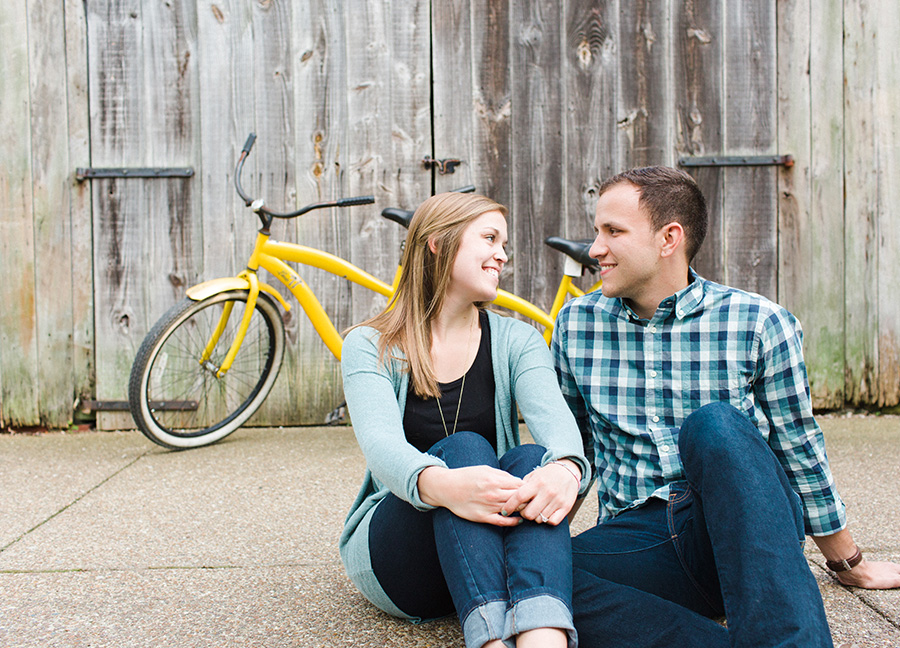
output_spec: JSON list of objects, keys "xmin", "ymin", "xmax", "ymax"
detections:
[{"xmin": 337, "ymin": 167, "xmax": 900, "ymax": 648}]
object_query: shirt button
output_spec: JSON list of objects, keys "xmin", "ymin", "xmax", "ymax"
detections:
[
  {"xmin": 650, "ymin": 370, "xmax": 658, "ymax": 377},
  {"xmin": 677, "ymin": 310, "xmax": 684, "ymax": 317},
  {"xmin": 650, "ymin": 326, "xmax": 658, "ymax": 333},
  {"xmin": 660, "ymin": 445, "xmax": 670, "ymax": 452},
  {"xmin": 652, "ymin": 415, "xmax": 660, "ymax": 422}
]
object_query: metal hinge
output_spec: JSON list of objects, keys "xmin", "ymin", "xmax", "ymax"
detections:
[
  {"xmin": 678, "ymin": 155, "xmax": 793, "ymax": 168},
  {"xmin": 75, "ymin": 167, "xmax": 195, "ymax": 181}
]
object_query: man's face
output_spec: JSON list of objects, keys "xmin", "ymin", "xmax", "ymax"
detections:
[{"xmin": 589, "ymin": 182, "xmax": 664, "ymax": 303}]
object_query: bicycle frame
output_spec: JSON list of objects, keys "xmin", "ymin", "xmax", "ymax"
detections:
[{"xmin": 187, "ymin": 226, "xmax": 598, "ymax": 376}]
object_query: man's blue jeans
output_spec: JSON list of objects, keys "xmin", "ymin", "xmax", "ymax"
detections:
[
  {"xmin": 572, "ymin": 403, "xmax": 834, "ymax": 647},
  {"xmin": 369, "ymin": 432, "xmax": 576, "ymax": 648}
]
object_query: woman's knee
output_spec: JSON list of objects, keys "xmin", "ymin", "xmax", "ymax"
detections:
[
  {"xmin": 500, "ymin": 443, "xmax": 546, "ymax": 477},
  {"xmin": 428, "ymin": 431, "xmax": 497, "ymax": 468}
]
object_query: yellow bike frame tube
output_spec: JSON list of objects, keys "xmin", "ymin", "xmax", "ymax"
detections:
[
  {"xmin": 257, "ymin": 254, "xmax": 345, "ymax": 359},
  {"xmin": 492, "ymin": 289, "xmax": 554, "ymax": 329},
  {"xmin": 217, "ymin": 272, "xmax": 260, "ymax": 377},
  {"xmin": 201, "ymin": 300, "xmax": 236, "ymax": 364},
  {"xmin": 262, "ymin": 241, "xmax": 393, "ymax": 298}
]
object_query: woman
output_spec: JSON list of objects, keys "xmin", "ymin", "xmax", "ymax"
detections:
[{"xmin": 339, "ymin": 192, "xmax": 590, "ymax": 648}]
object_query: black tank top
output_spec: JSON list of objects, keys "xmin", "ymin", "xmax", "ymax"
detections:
[{"xmin": 403, "ymin": 310, "xmax": 497, "ymax": 453}]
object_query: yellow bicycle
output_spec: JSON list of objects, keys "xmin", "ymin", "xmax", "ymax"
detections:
[{"xmin": 128, "ymin": 134, "xmax": 599, "ymax": 449}]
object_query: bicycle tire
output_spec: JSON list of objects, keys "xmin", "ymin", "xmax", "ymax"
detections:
[{"xmin": 128, "ymin": 290, "xmax": 286, "ymax": 449}]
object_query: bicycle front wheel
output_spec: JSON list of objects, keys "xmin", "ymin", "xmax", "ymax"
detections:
[{"xmin": 128, "ymin": 290, "xmax": 286, "ymax": 448}]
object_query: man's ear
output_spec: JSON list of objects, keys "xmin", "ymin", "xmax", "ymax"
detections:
[
  {"xmin": 427, "ymin": 236, "xmax": 439, "ymax": 254},
  {"xmin": 659, "ymin": 222, "xmax": 685, "ymax": 258}
]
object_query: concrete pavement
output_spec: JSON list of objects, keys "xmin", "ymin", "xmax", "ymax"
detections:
[{"xmin": 1, "ymin": 415, "xmax": 898, "ymax": 647}]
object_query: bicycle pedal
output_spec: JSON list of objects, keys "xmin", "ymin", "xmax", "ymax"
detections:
[{"xmin": 325, "ymin": 402, "xmax": 347, "ymax": 425}]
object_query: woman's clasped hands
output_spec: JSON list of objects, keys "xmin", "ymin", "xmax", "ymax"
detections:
[{"xmin": 417, "ymin": 459, "xmax": 581, "ymax": 528}]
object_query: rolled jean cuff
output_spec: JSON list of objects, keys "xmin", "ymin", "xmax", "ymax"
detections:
[
  {"xmin": 503, "ymin": 592, "xmax": 577, "ymax": 648},
  {"xmin": 461, "ymin": 600, "xmax": 507, "ymax": 648}
]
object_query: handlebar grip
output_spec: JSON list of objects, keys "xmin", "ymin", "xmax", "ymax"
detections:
[
  {"xmin": 242, "ymin": 133, "xmax": 257, "ymax": 154},
  {"xmin": 336, "ymin": 195, "xmax": 375, "ymax": 207}
]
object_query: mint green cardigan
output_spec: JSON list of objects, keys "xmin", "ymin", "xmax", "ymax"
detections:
[{"xmin": 339, "ymin": 310, "xmax": 589, "ymax": 618}]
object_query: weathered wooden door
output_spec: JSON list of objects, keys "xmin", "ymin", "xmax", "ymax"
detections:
[
  {"xmin": 85, "ymin": 1, "xmax": 435, "ymax": 429},
  {"xmin": 430, "ymin": 1, "xmax": 783, "ymax": 316},
  {"xmin": 85, "ymin": 0, "xmax": 786, "ymax": 429}
]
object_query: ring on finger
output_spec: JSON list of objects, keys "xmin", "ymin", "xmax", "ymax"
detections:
[{"xmin": 539, "ymin": 513, "xmax": 549, "ymax": 523}]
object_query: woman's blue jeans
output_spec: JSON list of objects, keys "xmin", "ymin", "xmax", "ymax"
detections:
[
  {"xmin": 571, "ymin": 403, "xmax": 834, "ymax": 648},
  {"xmin": 368, "ymin": 431, "xmax": 576, "ymax": 648}
]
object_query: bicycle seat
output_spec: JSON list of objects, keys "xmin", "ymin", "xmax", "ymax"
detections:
[
  {"xmin": 381, "ymin": 207, "xmax": 414, "ymax": 229},
  {"xmin": 543, "ymin": 236, "xmax": 598, "ymax": 270}
]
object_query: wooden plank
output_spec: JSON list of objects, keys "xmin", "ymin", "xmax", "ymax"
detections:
[
  {"xmin": 674, "ymin": 0, "xmax": 725, "ymax": 285},
  {"xmin": 722, "ymin": 1, "xmax": 777, "ymax": 300},
  {"xmin": 875, "ymin": 0, "xmax": 900, "ymax": 407},
  {"xmin": 0, "ymin": 0, "xmax": 40, "ymax": 426},
  {"xmin": 87, "ymin": 0, "xmax": 145, "ymax": 429},
  {"xmin": 345, "ymin": 0, "xmax": 394, "ymax": 325},
  {"xmin": 843, "ymin": 0, "xmax": 878, "ymax": 406},
  {"xmin": 239, "ymin": 0, "xmax": 299, "ymax": 425},
  {"xmin": 433, "ymin": 0, "xmax": 477, "ymax": 195},
  {"xmin": 451, "ymin": 0, "xmax": 512, "ymax": 204},
  {"xmin": 509, "ymin": 0, "xmax": 565, "ymax": 312},
  {"xmin": 777, "ymin": 0, "xmax": 846, "ymax": 409},
  {"xmin": 563, "ymin": 0, "xmax": 618, "ymax": 242},
  {"xmin": 27, "ymin": 0, "xmax": 78, "ymax": 427},
  {"xmin": 89, "ymin": 0, "xmax": 201, "ymax": 429},
  {"xmin": 290, "ymin": 0, "xmax": 347, "ymax": 424},
  {"xmin": 65, "ymin": 0, "xmax": 95, "ymax": 415},
  {"xmin": 616, "ymin": 0, "xmax": 672, "ymax": 169}
]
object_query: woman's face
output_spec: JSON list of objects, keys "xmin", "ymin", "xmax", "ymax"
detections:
[{"xmin": 447, "ymin": 210, "xmax": 509, "ymax": 304}]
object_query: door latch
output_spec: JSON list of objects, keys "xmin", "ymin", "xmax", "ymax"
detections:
[{"xmin": 423, "ymin": 155, "xmax": 462, "ymax": 175}]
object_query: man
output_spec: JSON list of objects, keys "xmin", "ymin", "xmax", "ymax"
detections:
[{"xmin": 552, "ymin": 167, "xmax": 900, "ymax": 647}]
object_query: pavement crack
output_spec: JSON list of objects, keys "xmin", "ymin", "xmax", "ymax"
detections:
[{"xmin": 0, "ymin": 451, "xmax": 150, "ymax": 554}]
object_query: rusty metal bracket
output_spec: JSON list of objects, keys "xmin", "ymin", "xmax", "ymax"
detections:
[
  {"xmin": 77, "ymin": 399, "xmax": 198, "ymax": 412},
  {"xmin": 423, "ymin": 155, "xmax": 462, "ymax": 175},
  {"xmin": 75, "ymin": 167, "xmax": 195, "ymax": 181},
  {"xmin": 678, "ymin": 155, "xmax": 793, "ymax": 168}
]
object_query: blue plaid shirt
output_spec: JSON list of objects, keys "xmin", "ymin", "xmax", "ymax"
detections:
[{"xmin": 552, "ymin": 271, "xmax": 846, "ymax": 536}]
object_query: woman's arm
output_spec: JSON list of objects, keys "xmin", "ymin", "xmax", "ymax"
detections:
[{"xmin": 341, "ymin": 328, "xmax": 446, "ymax": 509}]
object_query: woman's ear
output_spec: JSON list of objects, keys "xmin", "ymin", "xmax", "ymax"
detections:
[{"xmin": 427, "ymin": 236, "xmax": 439, "ymax": 255}]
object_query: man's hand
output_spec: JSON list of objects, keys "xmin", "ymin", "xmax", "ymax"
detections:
[
  {"xmin": 813, "ymin": 528, "xmax": 900, "ymax": 589},
  {"xmin": 500, "ymin": 460, "xmax": 580, "ymax": 526},
  {"xmin": 835, "ymin": 560, "xmax": 900, "ymax": 589},
  {"xmin": 417, "ymin": 465, "xmax": 524, "ymax": 526}
]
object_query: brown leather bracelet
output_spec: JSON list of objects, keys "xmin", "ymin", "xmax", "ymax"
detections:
[{"xmin": 825, "ymin": 547, "xmax": 863, "ymax": 572}]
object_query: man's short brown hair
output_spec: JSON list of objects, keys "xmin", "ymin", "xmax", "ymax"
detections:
[{"xmin": 598, "ymin": 166, "xmax": 708, "ymax": 262}]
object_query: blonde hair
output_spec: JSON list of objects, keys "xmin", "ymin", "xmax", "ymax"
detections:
[{"xmin": 359, "ymin": 192, "xmax": 508, "ymax": 398}]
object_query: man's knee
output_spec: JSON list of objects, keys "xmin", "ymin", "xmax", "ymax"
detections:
[{"xmin": 679, "ymin": 403, "xmax": 760, "ymax": 469}]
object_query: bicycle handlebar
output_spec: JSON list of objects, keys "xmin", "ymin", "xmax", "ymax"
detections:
[{"xmin": 234, "ymin": 133, "xmax": 375, "ymax": 221}]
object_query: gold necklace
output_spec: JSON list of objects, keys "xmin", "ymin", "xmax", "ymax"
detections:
[{"xmin": 436, "ymin": 314, "xmax": 476, "ymax": 437}]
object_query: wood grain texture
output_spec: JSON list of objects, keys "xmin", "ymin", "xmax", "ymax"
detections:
[
  {"xmin": 722, "ymin": 0, "xmax": 777, "ymax": 300},
  {"xmin": 616, "ymin": 0, "xmax": 672, "ymax": 169},
  {"xmin": 0, "ymin": 0, "xmax": 39, "ymax": 426},
  {"xmin": 509, "ymin": 0, "xmax": 565, "ymax": 312},
  {"xmin": 564, "ymin": 1, "xmax": 617, "ymax": 240},
  {"xmin": 5, "ymin": 0, "xmax": 900, "ymax": 427},
  {"xmin": 674, "ymin": 0, "xmax": 724, "ymax": 285},
  {"xmin": 874, "ymin": 0, "xmax": 900, "ymax": 407},
  {"xmin": 27, "ymin": 0, "xmax": 77, "ymax": 426},
  {"xmin": 65, "ymin": 0, "xmax": 95, "ymax": 413},
  {"xmin": 777, "ymin": 0, "xmax": 846, "ymax": 408},
  {"xmin": 843, "ymin": 0, "xmax": 879, "ymax": 406}
]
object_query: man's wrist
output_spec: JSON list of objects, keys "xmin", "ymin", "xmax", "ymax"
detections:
[{"xmin": 826, "ymin": 546, "xmax": 864, "ymax": 573}]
